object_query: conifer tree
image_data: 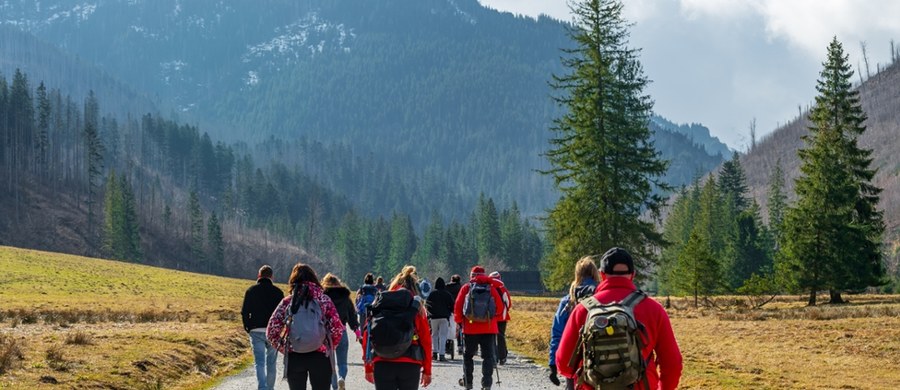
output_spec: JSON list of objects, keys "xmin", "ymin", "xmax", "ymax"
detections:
[
  {"xmin": 36, "ymin": 82, "xmax": 51, "ymax": 179},
  {"xmin": 767, "ymin": 161, "xmax": 787, "ymax": 248},
  {"xmin": 673, "ymin": 231, "xmax": 720, "ymax": 307},
  {"xmin": 476, "ymin": 194, "xmax": 501, "ymax": 262},
  {"xmin": 207, "ymin": 212, "xmax": 224, "ymax": 274},
  {"xmin": 782, "ymin": 38, "xmax": 885, "ymax": 305},
  {"xmin": 84, "ymin": 91, "xmax": 104, "ymax": 235},
  {"xmin": 499, "ymin": 203, "xmax": 524, "ymax": 270},
  {"xmin": 188, "ymin": 190, "xmax": 205, "ymax": 263},
  {"xmin": 542, "ymin": 0, "xmax": 668, "ymax": 289},
  {"xmin": 718, "ymin": 152, "xmax": 749, "ymax": 213},
  {"xmin": 388, "ymin": 214, "xmax": 416, "ymax": 274}
]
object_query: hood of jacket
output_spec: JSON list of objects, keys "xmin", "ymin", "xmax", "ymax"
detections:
[
  {"xmin": 324, "ymin": 285, "xmax": 351, "ymax": 300},
  {"xmin": 434, "ymin": 277, "xmax": 446, "ymax": 290}
]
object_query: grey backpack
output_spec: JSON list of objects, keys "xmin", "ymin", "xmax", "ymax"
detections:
[
  {"xmin": 287, "ymin": 296, "xmax": 328, "ymax": 353},
  {"xmin": 569, "ymin": 291, "xmax": 648, "ymax": 390}
]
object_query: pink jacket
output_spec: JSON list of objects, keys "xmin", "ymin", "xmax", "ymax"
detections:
[{"xmin": 266, "ymin": 281, "xmax": 344, "ymax": 354}]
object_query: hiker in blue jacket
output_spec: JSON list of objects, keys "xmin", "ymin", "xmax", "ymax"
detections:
[{"xmin": 548, "ymin": 256, "xmax": 600, "ymax": 388}]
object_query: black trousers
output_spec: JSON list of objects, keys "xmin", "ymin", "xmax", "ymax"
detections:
[
  {"xmin": 496, "ymin": 321, "xmax": 508, "ymax": 361},
  {"xmin": 286, "ymin": 351, "xmax": 332, "ymax": 390},
  {"xmin": 374, "ymin": 361, "xmax": 421, "ymax": 390},
  {"xmin": 463, "ymin": 333, "xmax": 496, "ymax": 389}
]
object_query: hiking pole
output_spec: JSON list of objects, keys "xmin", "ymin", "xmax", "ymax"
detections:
[
  {"xmin": 460, "ymin": 330, "xmax": 470, "ymax": 389},
  {"xmin": 494, "ymin": 334, "xmax": 501, "ymax": 385}
]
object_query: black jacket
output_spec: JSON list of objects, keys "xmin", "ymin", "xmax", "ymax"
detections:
[
  {"xmin": 325, "ymin": 286, "xmax": 360, "ymax": 331},
  {"xmin": 445, "ymin": 281, "xmax": 463, "ymax": 301},
  {"xmin": 426, "ymin": 278, "xmax": 455, "ymax": 320},
  {"xmin": 240, "ymin": 278, "xmax": 284, "ymax": 332}
]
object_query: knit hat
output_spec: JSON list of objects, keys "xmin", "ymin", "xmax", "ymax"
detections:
[
  {"xmin": 489, "ymin": 271, "xmax": 501, "ymax": 280},
  {"xmin": 470, "ymin": 266, "xmax": 486, "ymax": 276},
  {"xmin": 600, "ymin": 247, "xmax": 635, "ymax": 275}
]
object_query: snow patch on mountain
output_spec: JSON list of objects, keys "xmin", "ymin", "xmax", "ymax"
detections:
[
  {"xmin": 447, "ymin": 0, "xmax": 477, "ymax": 25},
  {"xmin": 240, "ymin": 12, "xmax": 355, "ymax": 85}
]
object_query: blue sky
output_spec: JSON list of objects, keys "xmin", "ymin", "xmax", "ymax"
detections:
[{"xmin": 479, "ymin": 0, "xmax": 900, "ymax": 150}]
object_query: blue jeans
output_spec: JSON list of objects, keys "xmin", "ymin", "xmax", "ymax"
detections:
[
  {"xmin": 250, "ymin": 331, "xmax": 277, "ymax": 390},
  {"xmin": 331, "ymin": 328, "xmax": 349, "ymax": 389}
]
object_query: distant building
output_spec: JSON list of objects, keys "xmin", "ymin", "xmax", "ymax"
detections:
[{"xmin": 498, "ymin": 271, "xmax": 543, "ymax": 293}]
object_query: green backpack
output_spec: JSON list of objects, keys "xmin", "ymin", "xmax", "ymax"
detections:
[{"xmin": 568, "ymin": 291, "xmax": 648, "ymax": 390}]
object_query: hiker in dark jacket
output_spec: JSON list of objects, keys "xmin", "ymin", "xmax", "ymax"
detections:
[
  {"xmin": 323, "ymin": 273, "xmax": 360, "ymax": 390},
  {"xmin": 356, "ymin": 273, "xmax": 379, "ymax": 326},
  {"xmin": 444, "ymin": 274, "xmax": 464, "ymax": 357},
  {"xmin": 375, "ymin": 276, "xmax": 387, "ymax": 292},
  {"xmin": 426, "ymin": 277, "xmax": 455, "ymax": 361},
  {"xmin": 547, "ymin": 256, "xmax": 599, "ymax": 388},
  {"xmin": 241, "ymin": 265, "xmax": 285, "ymax": 390}
]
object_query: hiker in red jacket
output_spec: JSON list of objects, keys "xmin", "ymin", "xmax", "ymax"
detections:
[
  {"xmin": 454, "ymin": 266, "xmax": 504, "ymax": 390},
  {"xmin": 488, "ymin": 271, "xmax": 512, "ymax": 365},
  {"xmin": 362, "ymin": 265, "xmax": 433, "ymax": 389},
  {"xmin": 555, "ymin": 248, "xmax": 683, "ymax": 390}
]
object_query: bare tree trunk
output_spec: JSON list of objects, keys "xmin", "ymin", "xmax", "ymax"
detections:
[
  {"xmin": 808, "ymin": 289, "xmax": 817, "ymax": 306},
  {"xmin": 829, "ymin": 289, "xmax": 845, "ymax": 304},
  {"xmin": 861, "ymin": 41, "xmax": 871, "ymax": 79}
]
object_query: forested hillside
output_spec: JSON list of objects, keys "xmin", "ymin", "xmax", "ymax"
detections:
[
  {"xmin": 2, "ymin": 0, "xmax": 728, "ymax": 219},
  {"xmin": 738, "ymin": 59, "xmax": 900, "ymax": 279},
  {"xmin": 0, "ymin": 69, "xmax": 544, "ymax": 281}
]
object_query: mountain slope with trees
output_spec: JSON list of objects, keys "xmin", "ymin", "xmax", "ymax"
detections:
[{"xmin": 2, "ymin": 0, "xmax": 728, "ymax": 219}]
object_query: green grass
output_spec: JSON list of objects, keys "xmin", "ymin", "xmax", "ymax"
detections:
[{"xmin": 0, "ymin": 246, "xmax": 270, "ymax": 389}]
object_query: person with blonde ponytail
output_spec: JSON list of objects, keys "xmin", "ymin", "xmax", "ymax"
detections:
[
  {"xmin": 362, "ymin": 266, "xmax": 433, "ymax": 389},
  {"xmin": 547, "ymin": 256, "xmax": 601, "ymax": 389}
]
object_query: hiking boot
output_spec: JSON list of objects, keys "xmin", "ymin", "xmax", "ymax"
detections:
[
  {"xmin": 433, "ymin": 353, "xmax": 439, "ymax": 360},
  {"xmin": 439, "ymin": 355, "xmax": 447, "ymax": 362},
  {"xmin": 498, "ymin": 358, "xmax": 506, "ymax": 365},
  {"xmin": 458, "ymin": 378, "xmax": 472, "ymax": 389},
  {"xmin": 337, "ymin": 378, "xmax": 345, "ymax": 390}
]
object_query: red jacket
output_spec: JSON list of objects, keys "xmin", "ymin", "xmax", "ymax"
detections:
[
  {"xmin": 362, "ymin": 287, "xmax": 433, "ymax": 376},
  {"xmin": 495, "ymin": 282, "xmax": 512, "ymax": 322},
  {"xmin": 555, "ymin": 277, "xmax": 682, "ymax": 390},
  {"xmin": 454, "ymin": 275, "xmax": 505, "ymax": 334}
]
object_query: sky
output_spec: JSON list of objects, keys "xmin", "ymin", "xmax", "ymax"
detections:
[{"xmin": 479, "ymin": 0, "xmax": 900, "ymax": 150}]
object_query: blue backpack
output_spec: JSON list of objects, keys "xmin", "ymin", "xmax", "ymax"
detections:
[{"xmin": 357, "ymin": 285, "xmax": 378, "ymax": 318}]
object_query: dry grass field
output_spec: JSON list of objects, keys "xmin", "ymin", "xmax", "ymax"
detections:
[
  {"xmin": 0, "ymin": 246, "xmax": 266, "ymax": 389},
  {"xmin": 507, "ymin": 294, "xmax": 900, "ymax": 389}
]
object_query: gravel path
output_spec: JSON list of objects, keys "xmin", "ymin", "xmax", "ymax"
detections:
[{"xmin": 213, "ymin": 331, "xmax": 555, "ymax": 390}]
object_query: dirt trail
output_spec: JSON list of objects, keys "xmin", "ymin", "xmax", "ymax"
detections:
[{"xmin": 213, "ymin": 332, "xmax": 556, "ymax": 390}]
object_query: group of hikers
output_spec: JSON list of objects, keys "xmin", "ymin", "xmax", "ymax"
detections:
[{"xmin": 240, "ymin": 247, "xmax": 683, "ymax": 390}]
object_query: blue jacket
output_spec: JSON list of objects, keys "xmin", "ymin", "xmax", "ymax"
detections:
[{"xmin": 548, "ymin": 277, "xmax": 597, "ymax": 367}]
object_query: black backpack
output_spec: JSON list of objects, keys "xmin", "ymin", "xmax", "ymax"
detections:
[{"xmin": 366, "ymin": 289, "xmax": 422, "ymax": 360}]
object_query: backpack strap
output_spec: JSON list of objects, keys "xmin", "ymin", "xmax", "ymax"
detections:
[
  {"xmin": 566, "ymin": 296, "xmax": 600, "ymax": 369},
  {"xmin": 621, "ymin": 290, "xmax": 646, "ymax": 310}
]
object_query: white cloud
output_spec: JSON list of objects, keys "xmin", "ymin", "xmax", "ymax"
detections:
[{"xmin": 682, "ymin": 0, "xmax": 900, "ymax": 62}]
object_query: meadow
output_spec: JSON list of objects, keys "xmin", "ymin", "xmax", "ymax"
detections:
[
  {"xmin": 506, "ymin": 293, "xmax": 900, "ymax": 389},
  {"xmin": 0, "ymin": 246, "xmax": 261, "ymax": 389}
]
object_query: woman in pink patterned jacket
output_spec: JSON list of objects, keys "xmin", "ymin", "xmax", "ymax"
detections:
[{"xmin": 267, "ymin": 263, "xmax": 344, "ymax": 390}]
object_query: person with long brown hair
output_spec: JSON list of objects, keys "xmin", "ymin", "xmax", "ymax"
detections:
[
  {"xmin": 547, "ymin": 256, "xmax": 601, "ymax": 389},
  {"xmin": 362, "ymin": 265, "xmax": 433, "ymax": 389},
  {"xmin": 267, "ymin": 264, "xmax": 343, "ymax": 390}
]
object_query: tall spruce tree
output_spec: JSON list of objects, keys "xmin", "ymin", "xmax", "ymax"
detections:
[
  {"xmin": 542, "ymin": 0, "xmax": 669, "ymax": 289},
  {"xmin": 207, "ymin": 212, "xmax": 224, "ymax": 274},
  {"xmin": 782, "ymin": 38, "xmax": 885, "ymax": 305},
  {"xmin": 83, "ymin": 91, "xmax": 104, "ymax": 235},
  {"xmin": 188, "ymin": 190, "xmax": 205, "ymax": 264},
  {"xmin": 767, "ymin": 160, "xmax": 787, "ymax": 248},
  {"xmin": 718, "ymin": 152, "xmax": 749, "ymax": 213}
]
